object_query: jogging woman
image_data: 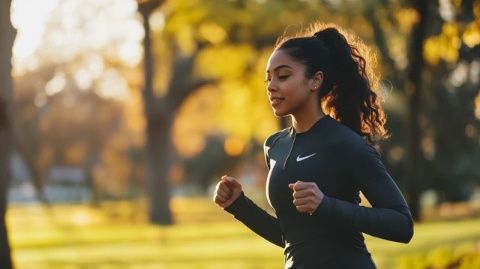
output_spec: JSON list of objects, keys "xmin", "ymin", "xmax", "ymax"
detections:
[{"xmin": 213, "ymin": 23, "xmax": 414, "ymax": 269}]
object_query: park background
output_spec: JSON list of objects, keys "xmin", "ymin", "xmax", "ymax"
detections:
[{"xmin": 1, "ymin": 0, "xmax": 480, "ymax": 268}]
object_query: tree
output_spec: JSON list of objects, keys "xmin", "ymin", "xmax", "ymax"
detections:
[
  {"xmin": 12, "ymin": 0, "xmax": 145, "ymax": 205},
  {"xmin": 14, "ymin": 66, "xmax": 56, "ymax": 205},
  {"xmin": 421, "ymin": 0, "xmax": 480, "ymax": 204},
  {"xmin": 138, "ymin": 0, "xmax": 212, "ymax": 224},
  {"xmin": 370, "ymin": 0, "xmax": 480, "ymax": 217},
  {"xmin": 14, "ymin": 60, "xmax": 130, "ymax": 204},
  {"xmin": 0, "ymin": 0, "xmax": 15, "ymax": 267},
  {"xmin": 138, "ymin": 0, "xmax": 172, "ymax": 224},
  {"xmin": 404, "ymin": 0, "xmax": 428, "ymax": 221}
]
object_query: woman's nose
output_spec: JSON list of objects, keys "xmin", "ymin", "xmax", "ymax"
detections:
[{"xmin": 267, "ymin": 80, "xmax": 277, "ymax": 92}]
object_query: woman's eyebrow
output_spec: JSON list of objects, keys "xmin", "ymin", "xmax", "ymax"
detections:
[{"xmin": 266, "ymin": 64, "xmax": 293, "ymax": 73}]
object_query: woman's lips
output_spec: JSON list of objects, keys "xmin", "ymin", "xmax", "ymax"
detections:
[{"xmin": 270, "ymin": 97, "xmax": 284, "ymax": 106}]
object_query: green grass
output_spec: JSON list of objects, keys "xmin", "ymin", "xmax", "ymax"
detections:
[{"xmin": 7, "ymin": 198, "xmax": 480, "ymax": 269}]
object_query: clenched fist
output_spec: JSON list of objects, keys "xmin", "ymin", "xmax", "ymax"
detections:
[
  {"xmin": 213, "ymin": 175, "xmax": 243, "ymax": 209},
  {"xmin": 288, "ymin": 181, "xmax": 324, "ymax": 215}
]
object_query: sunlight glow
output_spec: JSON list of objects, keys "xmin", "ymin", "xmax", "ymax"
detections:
[
  {"xmin": 11, "ymin": 0, "xmax": 59, "ymax": 56},
  {"xmin": 449, "ymin": 62, "xmax": 469, "ymax": 87},
  {"xmin": 149, "ymin": 11, "xmax": 165, "ymax": 31},
  {"xmin": 73, "ymin": 55, "xmax": 105, "ymax": 90},
  {"xmin": 97, "ymin": 69, "xmax": 129, "ymax": 101},
  {"xmin": 45, "ymin": 72, "xmax": 66, "ymax": 96},
  {"xmin": 471, "ymin": 60, "xmax": 480, "ymax": 84},
  {"xmin": 118, "ymin": 42, "xmax": 143, "ymax": 68},
  {"xmin": 475, "ymin": 94, "xmax": 480, "ymax": 120},
  {"xmin": 11, "ymin": 0, "xmax": 144, "ymax": 80},
  {"xmin": 224, "ymin": 136, "xmax": 245, "ymax": 156},
  {"xmin": 85, "ymin": 55, "xmax": 105, "ymax": 78},
  {"xmin": 74, "ymin": 69, "xmax": 94, "ymax": 91},
  {"xmin": 71, "ymin": 210, "xmax": 92, "ymax": 226},
  {"xmin": 439, "ymin": 0, "xmax": 455, "ymax": 21},
  {"xmin": 421, "ymin": 136, "xmax": 436, "ymax": 160},
  {"xmin": 11, "ymin": 0, "xmax": 59, "ymax": 72}
]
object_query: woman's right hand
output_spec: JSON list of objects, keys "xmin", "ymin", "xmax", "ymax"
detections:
[{"xmin": 213, "ymin": 175, "xmax": 243, "ymax": 209}]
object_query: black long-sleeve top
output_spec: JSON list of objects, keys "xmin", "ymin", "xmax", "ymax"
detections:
[{"xmin": 225, "ymin": 116, "xmax": 414, "ymax": 269}]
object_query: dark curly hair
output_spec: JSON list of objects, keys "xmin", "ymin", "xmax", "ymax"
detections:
[{"xmin": 275, "ymin": 23, "xmax": 388, "ymax": 143}]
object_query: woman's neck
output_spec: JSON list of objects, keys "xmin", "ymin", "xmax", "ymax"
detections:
[{"xmin": 291, "ymin": 110, "xmax": 325, "ymax": 133}]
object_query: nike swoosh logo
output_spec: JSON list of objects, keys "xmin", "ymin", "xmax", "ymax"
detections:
[{"xmin": 296, "ymin": 153, "xmax": 317, "ymax": 162}]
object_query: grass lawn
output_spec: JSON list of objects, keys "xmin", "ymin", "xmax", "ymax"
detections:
[{"xmin": 7, "ymin": 197, "xmax": 480, "ymax": 269}]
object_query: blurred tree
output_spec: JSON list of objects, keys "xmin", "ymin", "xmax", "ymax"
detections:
[
  {"xmin": 404, "ymin": 0, "xmax": 428, "ymax": 221},
  {"xmin": 14, "ymin": 62, "xmax": 130, "ymax": 205},
  {"xmin": 14, "ymin": 65, "xmax": 55, "ymax": 205},
  {"xmin": 138, "ymin": 0, "xmax": 174, "ymax": 224},
  {"xmin": 422, "ymin": 0, "xmax": 480, "ymax": 204},
  {"xmin": 13, "ymin": 0, "xmax": 144, "ymax": 205},
  {"xmin": 0, "ymin": 0, "xmax": 15, "ymax": 267},
  {"xmin": 403, "ymin": 1, "xmax": 478, "ymax": 216},
  {"xmin": 43, "ymin": 83, "xmax": 125, "ymax": 204}
]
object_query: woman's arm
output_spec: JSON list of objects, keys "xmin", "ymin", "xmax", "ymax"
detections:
[
  {"xmin": 313, "ymin": 141, "xmax": 414, "ymax": 243},
  {"xmin": 225, "ymin": 192, "xmax": 284, "ymax": 247},
  {"xmin": 221, "ymin": 133, "xmax": 285, "ymax": 248}
]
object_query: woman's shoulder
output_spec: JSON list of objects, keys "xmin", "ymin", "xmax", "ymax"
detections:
[
  {"xmin": 322, "ymin": 117, "xmax": 360, "ymax": 140},
  {"xmin": 323, "ymin": 117, "xmax": 375, "ymax": 151},
  {"xmin": 264, "ymin": 127, "xmax": 291, "ymax": 148}
]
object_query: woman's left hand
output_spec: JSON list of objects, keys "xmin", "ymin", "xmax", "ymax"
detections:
[{"xmin": 288, "ymin": 181, "xmax": 325, "ymax": 215}]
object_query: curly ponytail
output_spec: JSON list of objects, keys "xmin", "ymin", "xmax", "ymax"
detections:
[{"xmin": 275, "ymin": 23, "xmax": 388, "ymax": 143}]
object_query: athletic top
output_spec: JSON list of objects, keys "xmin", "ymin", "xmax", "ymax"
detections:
[{"xmin": 225, "ymin": 115, "xmax": 413, "ymax": 269}]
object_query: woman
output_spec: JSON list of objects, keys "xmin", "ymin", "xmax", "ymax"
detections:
[{"xmin": 213, "ymin": 23, "xmax": 413, "ymax": 269}]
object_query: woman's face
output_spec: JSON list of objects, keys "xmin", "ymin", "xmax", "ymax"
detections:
[{"xmin": 265, "ymin": 49, "xmax": 317, "ymax": 117}]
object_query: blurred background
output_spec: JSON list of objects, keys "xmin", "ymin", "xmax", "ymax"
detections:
[{"xmin": 1, "ymin": 0, "xmax": 480, "ymax": 268}]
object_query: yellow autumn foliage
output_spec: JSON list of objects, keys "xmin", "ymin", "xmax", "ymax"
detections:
[
  {"xmin": 463, "ymin": 20, "xmax": 480, "ymax": 48},
  {"xmin": 424, "ymin": 23, "xmax": 461, "ymax": 65},
  {"xmin": 396, "ymin": 242, "xmax": 480, "ymax": 269}
]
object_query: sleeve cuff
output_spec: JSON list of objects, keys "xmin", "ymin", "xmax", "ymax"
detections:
[
  {"xmin": 224, "ymin": 192, "xmax": 247, "ymax": 215},
  {"xmin": 312, "ymin": 195, "xmax": 335, "ymax": 218}
]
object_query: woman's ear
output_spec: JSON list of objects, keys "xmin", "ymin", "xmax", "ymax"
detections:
[{"xmin": 311, "ymin": 71, "xmax": 324, "ymax": 92}]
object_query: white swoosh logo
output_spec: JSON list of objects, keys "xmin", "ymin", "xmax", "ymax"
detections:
[{"xmin": 296, "ymin": 153, "xmax": 317, "ymax": 162}]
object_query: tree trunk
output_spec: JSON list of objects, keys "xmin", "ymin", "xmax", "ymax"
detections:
[
  {"xmin": 145, "ymin": 114, "xmax": 174, "ymax": 224},
  {"xmin": 405, "ymin": 0, "xmax": 428, "ymax": 221},
  {"xmin": 138, "ymin": 0, "xmax": 214, "ymax": 224},
  {"xmin": 84, "ymin": 153, "xmax": 100, "ymax": 207},
  {"xmin": 0, "ymin": 0, "xmax": 15, "ymax": 267},
  {"xmin": 15, "ymin": 143, "xmax": 49, "ymax": 205},
  {"xmin": 139, "ymin": 1, "xmax": 173, "ymax": 224}
]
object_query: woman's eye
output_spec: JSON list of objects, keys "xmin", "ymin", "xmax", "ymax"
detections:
[
  {"xmin": 278, "ymin": 75, "xmax": 289, "ymax": 80},
  {"xmin": 264, "ymin": 78, "xmax": 271, "ymax": 83}
]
